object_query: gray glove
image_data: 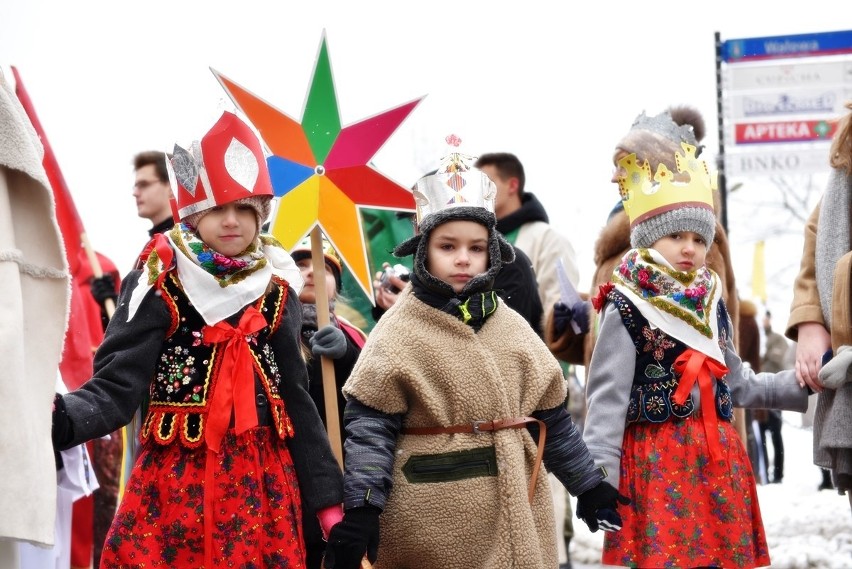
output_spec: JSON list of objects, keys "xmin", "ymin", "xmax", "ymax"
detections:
[
  {"xmin": 310, "ymin": 325, "xmax": 347, "ymax": 359},
  {"xmin": 818, "ymin": 345, "xmax": 852, "ymax": 389}
]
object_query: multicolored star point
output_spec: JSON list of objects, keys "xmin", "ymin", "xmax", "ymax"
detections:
[{"xmin": 212, "ymin": 32, "xmax": 422, "ymax": 299}]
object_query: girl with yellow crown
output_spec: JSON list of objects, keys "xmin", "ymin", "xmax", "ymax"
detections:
[
  {"xmin": 583, "ymin": 143, "xmax": 810, "ymax": 568},
  {"xmin": 51, "ymin": 112, "xmax": 344, "ymax": 568},
  {"xmin": 323, "ymin": 149, "xmax": 628, "ymax": 569}
]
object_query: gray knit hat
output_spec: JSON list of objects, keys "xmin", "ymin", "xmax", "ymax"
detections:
[{"xmin": 630, "ymin": 206, "xmax": 716, "ymax": 250}]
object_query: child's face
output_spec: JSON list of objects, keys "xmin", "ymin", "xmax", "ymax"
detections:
[
  {"xmin": 651, "ymin": 231, "xmax": 707, "ymax": 271},
  {"xmin": 611, "ymin": 149, "xmax": 629, "ymax": 184},
  {"xmin": 196, "ymin": 202, "xmax": 258, "ymax": 257},
  {"xmin": 296, "ymin": 258, "xmax": 337, "ymax": 304},
  {"xmin": 426, "ymin": 220, "xmax": 489, "ymax": 293}
]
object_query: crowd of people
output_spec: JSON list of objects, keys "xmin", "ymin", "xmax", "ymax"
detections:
[{"xmin": 2, "ymin": 64, "xmax": 851, "ymax": 568}]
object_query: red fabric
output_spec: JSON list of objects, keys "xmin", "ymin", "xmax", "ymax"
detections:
[
  {"xmin": 338, "ymin": 320, "xmax": 366, "ymax": 349},
  {"xmin": 101, "ymin": 428, "xmax": 305, "ymax": 568},
  {"xmin": 201, "ymin": 307, "xmax": 269, "ymax": 568},
  {"xmin": 603, "ymin": 417, "xmax": 769, "ymax": 568},
  {"xmin": 201, "ymin": 307, "xmax": 268, "ymax": 453},
  {"xmin": 137, "ymin": 233, "xmax": 174, "ymax": 285},
  {"xmin": 672, "ymin": 349, "xmax": 730, "ymax": 462},
  {"xmin": 592, "ymin": 282, "xmax": 615, "ymax": 312}
]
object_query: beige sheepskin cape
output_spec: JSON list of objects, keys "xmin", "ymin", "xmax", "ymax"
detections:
[
  {"xmin": 344, "ymin": 287, "xmax": 566, "ymax": 569},
  {"xmin": 0, "ymin": 69, "xmax": 70, "ymax": 550}
]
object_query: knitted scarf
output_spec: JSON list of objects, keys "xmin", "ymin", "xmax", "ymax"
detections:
[
  {"xmin": 812, "ymin": 166, "xmax": 852, "ymax": 492},
  {"xmin": 815, "ymin": 167, "xmax": 852, "ymax": 328}
]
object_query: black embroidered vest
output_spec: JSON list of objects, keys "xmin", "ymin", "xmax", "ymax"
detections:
[
  {"xmin": 139, "ymin": 272, "xmax": 295, "ymax": 448},
  {"xmin": 606, "ymin": 289, "xmax": 734, "ymax": 424}
]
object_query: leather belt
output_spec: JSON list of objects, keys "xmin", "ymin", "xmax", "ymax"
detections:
[{"xmin": 402, "ymin": 416, "xmax": 546, "ymax": 504}]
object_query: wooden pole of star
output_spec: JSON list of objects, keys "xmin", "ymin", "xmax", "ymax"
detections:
[
  {"xmin": 311, "ymin": 226, "xmax": 344, "ymax": 468},
  {"xmin": 313, "ymin": 228, "xmax": 375, "ymax": 569}
]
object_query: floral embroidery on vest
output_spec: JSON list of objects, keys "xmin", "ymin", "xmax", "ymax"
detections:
[
  {"xmin": 606, "ymin": 288, "xmax": 734, "ymax": 424},
  {"xmin": 140, "ymin": 273, "xmax": 294, "ymax": 447}
]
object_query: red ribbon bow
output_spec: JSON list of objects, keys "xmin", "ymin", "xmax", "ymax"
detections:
[
  {"xmin": 672, "ymin": 348, "xmax": 730, "ymax": 462},
  {"xmin": 201, "ymin": 306, "xmax": 267, "ymax": 567},
  {"xmin": 202, "ymin": 306, "xmax": 268, "ymax": 453}
]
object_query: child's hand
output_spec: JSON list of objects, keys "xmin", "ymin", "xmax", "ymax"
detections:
[
  {"xmin": 818, "ymin": 345, "xmax": 852, "ymax": 389},
  {"xmin": 310, "ymin": 325, "xmax": 347, "ymax": 359},
  {"xmin": 324, "ymin": 506, "xmax": 381, "ymax": 568},
  {"xmin": 576, "ymin": 480, "xmax": 630, "ymax": 533}
]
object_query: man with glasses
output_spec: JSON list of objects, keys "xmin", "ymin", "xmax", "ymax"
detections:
[
  {"xmin": 132, "ymin": 150, "xmax": 175, "ymax": 239},
  {"xmin": 92, "ymin": 151, "xmax": 175, "ymax": 307}
]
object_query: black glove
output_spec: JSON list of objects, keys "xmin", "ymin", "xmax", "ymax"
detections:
[
  {"xmin": 90, "ymin": 274, "xmax": 118, "ymax": 307},
  {"xmin": 553, "ymin": 300, "xmax": 591, "ymax": 336},
  {"xmin": 52, "ymin": 393, "xmax": 72, "ymax": 469},
  {"xmin": 576, "ymin": 480, "xmax": 630, "ymax": 533},
  {"xmin": 311, "ymin": 325, "xmax": 348, "ymax": 359},
  {"xmin": 324, "ymin": 505, "xmax": 381, "ymax": 569}
]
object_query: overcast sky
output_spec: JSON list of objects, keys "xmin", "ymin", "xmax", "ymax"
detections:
[{"xmin": 1, "ymin": 0, "xmax": 847, "ymax": 323}]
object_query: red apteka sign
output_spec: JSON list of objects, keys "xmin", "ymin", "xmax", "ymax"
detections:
[{"xmin": 734, "ymin": 119, "xmax": 837, "ymax": 144}]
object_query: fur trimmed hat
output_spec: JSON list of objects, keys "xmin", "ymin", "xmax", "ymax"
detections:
[
  {"xmin": 395, "ymin": 145, "xmax": 516, "ymax": 296},
  {"xmin": 393, "ymin": 205, "xmax": 514, "ymax": 296}
]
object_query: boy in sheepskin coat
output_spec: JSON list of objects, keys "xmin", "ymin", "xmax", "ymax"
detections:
[{"xmin": 323, "ymin": 149, "xmax": 628, "ymax": 569}]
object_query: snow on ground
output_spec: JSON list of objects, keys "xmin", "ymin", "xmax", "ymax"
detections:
[{"xmin": 569, "ymin": 414, "xmax": 852, "ymax": 568}]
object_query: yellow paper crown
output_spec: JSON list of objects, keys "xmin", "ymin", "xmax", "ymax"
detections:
[{"xmin": 617, "ymin": 142, "xmax": 714, "ymax": 226}]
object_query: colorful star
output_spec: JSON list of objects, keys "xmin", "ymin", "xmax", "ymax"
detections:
[{"xmin": 212, "ymin": 32, "xmax": 422, "ymax": 299}]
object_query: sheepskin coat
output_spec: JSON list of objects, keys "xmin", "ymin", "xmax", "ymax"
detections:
[
  {"xmin": 0, "ymin": 70, "xmax": 69, "ymax": 547},
  {"xmin": 343, "ymin": 287, "xmax": 568, "ymax": 569}
]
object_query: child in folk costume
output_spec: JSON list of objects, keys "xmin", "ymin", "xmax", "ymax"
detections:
[
  {"xmin": 51, "ymin": 112, "xmax": 343, "ymax": 568},
  {"xmin": 583, "ymin": 143, "xmax": 809, "ymax": 568},
  {"xmin": 323, "ymin": 150, "xmax": 628, "ymax": 569},
  {"xmin": 290, "ymin": 235, "xmax": 366, "ymax": 569}
]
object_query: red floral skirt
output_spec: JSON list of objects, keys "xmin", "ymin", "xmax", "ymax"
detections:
[
  {"xmin": 602, "ymin": 416, "xmax": 770, "ymax": 568},
  {"xmin": 101, "ymin": 427, "xmax": 305, "ymax": 568}
]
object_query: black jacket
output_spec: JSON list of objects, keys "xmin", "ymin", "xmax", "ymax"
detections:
[
  {"xmin": 495, "ymin": 192, "xmax": 550, "ymax": 235},
  {"xmin": 496, "ymin": 245, "xmax": 543, "ymax": 337},
  {"xmin": 301, "ymin": 321, "xmax": 362, "ymax": 448}
]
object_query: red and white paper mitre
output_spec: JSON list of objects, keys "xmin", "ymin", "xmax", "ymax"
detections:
[{"xmin": 167, "ymin": 111, "xmax": 273, "ymax": 221}]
